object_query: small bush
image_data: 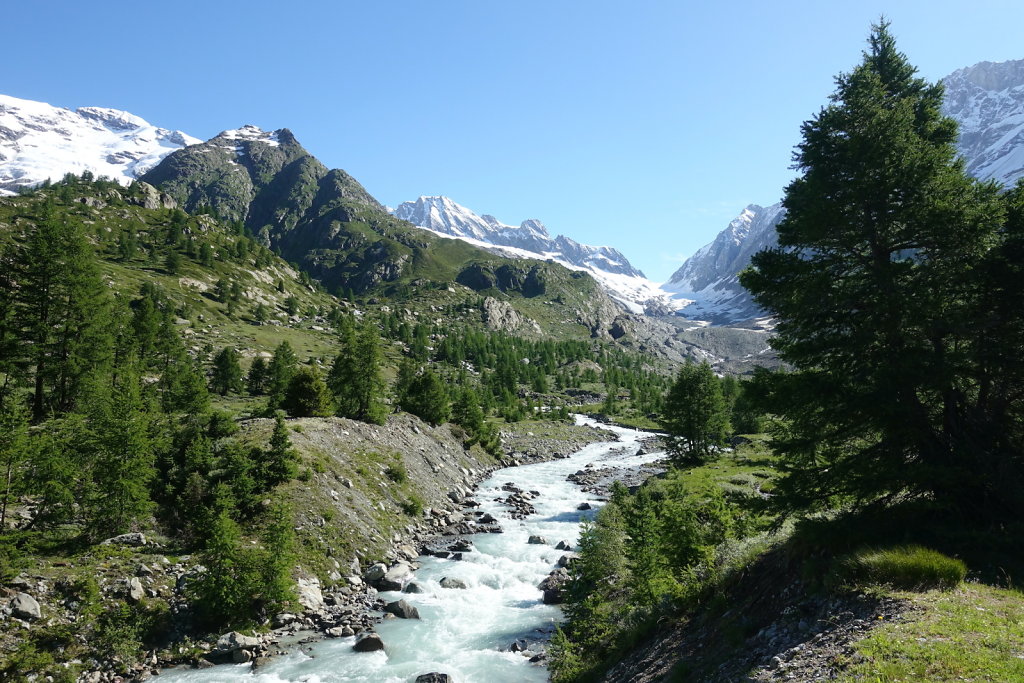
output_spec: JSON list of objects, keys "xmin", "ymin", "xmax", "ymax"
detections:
[
  {"xmin": 842, "ymin": 545, "xmax": 967, "ymax": 590},
  {"xmin": 401, "ymin": 495, "xmax": 425, "ymax": 517},
  {"xmin": 385, "ymin": 463, "xmax": 408, "ymax": 484}
]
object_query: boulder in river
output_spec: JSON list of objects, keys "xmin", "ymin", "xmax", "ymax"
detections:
[
  {"xmin": 439, "ymin": 576, "xmax": 468, "ymax": 590},
  {"xmin": 377, "ymin": 562, "xmax": 413, "ymax": 591},
  {"xmin": 403, "ymin": 581, "xmax": 425, "ymax": 594},
  {"xmin": 353, "ymin": 632, "xmax": 385, "ymax": 652},
  {"xmin": 214, "ymin": 631, "xmax": 261, "ymax": 653},
  {"xmin": 384, "ymin": 599, "xmax": 421, "ymax": 619},
  {"xmin": 527, "ymin": 535, "xmax": 548, "ymax": 545},
  {"xmin": 415, "ymin": 674, "xmax": 454, "ymax": 683}
]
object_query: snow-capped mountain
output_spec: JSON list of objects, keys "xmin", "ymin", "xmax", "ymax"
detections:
[
  {"xmin": 667, "ymin": 58, "xmax": 1024, "ymax": 325},
  {"xmin": 662, "ymin": 204, "xmax": 784, "ymax": 324},
  {"xmin": 394, "ymin": 195, "xmax": 676, "ymax": 314},
  {"xmin": 941, "ymin": 60, "xmax": 1024, "ymax": 186},
  {"xmin": 0, "ymin": 94, "xmax": 200, "ymax": 195}
]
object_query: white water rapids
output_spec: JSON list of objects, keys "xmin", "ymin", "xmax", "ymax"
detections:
[{"xmin": 161, "ymin": 417, "xmax": 664, "ymax": 683}]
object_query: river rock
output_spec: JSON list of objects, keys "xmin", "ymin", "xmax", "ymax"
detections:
[
  {"xmin": 555, "ymin": 540, "xmax": 572, "ymax": 551},
  {"xmin": 296, "ymin": 577, "xmax": 324, "ymax": 611},
  {"xmin": 557, "ymin": 553, "xmax": 579, "ymax": 568},
  {"xmin": 403, "ymin": 582, "xmax": 425, "ymax": 594},
  {"xmin": 363, "ymin": 563, "xmax": 388, "ymax": 583},
  {"xmin": 576, "ymin": 502, "xmax": 593, "ymax": 511},
  {"xmin": 527, "ymin": 535, "xmax": 547, "ymax": 545},
  {"xmin": 384, "ymin": 599, "xmax": 420, "ymax": 619},
  {"xmin": 439, "ymin": 577, "xmax": 468, "ymax": 590},
  {"xmin": 215, "ymin": 631, "xmax": 261, "ymax": 653},
  {"xmin": 353, "ymin": 632, "xmax": 385, "ymax": 652},
  {"xmin": 11, "ymin": 592, "xmax": 41, "ymax": 620},
  {"xmin": 232, "ymin": 649, "xmax": 253, "ymax": 663},
  {"xmin": 415, "ymin": 674, "xmax": 454, "ymax": 683},
  {"xmin": 378, "ymin": 562, "xmax": 413, "ymax": 591}
]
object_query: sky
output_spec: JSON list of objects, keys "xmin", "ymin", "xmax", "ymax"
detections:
[{"xmin": 5, "ymin": 1, "xmax": 1024, "ymax": 282}]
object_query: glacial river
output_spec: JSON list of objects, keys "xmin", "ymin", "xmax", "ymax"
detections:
[{"xmin": 161, "ymin": 416, "xmax": 663, "ymax": 683}]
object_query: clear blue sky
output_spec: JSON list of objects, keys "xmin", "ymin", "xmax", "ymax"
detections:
[{"xmin": 6, "ymin": 1, "xmax": 1023, "ymax": 281}]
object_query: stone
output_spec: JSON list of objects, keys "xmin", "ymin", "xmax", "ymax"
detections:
[
  {"xmin": 527, "ymin": 535, "xmax": 547, "ymax": 545},
  {"xmin": 272, "ymin": 613, "xmax": 297, "ymax": 628},
  {"xmin": 557, "ymin": 553, "xmax": 579, "ymax": 568},
  {"xmin": 439, "ymin": 577, "xmax": 468, "ymax": 590},
  {"xmin": 403, "ymin": 582, "xmax": 425, "ymax": 594},
  {"xmin": 353, "ymin": 632, "xmax": 385, "ymax": 652},
  {"xmin": 377, "ymin": 563, "xmax": 413, "ymax": 591},
  {"xmin": 555, "ymin": 540, "xmax": 572, "ymax": 551},
  {"xmin": 101, "ymin": 532, "xmax": 147, "ymax": 546},
  {"xmin": 384, "ymin": 599, "xmax": 420, "ymax": 619},
  {"xmin": 363, "ymin": 563, "xmax": 388, "ymax": 583},
  {"xmin": 415, "ymin": 674, "xmax": 454, "ymax": 683},
  {"xmin": 232, "ymin": 649, "xmax": 253, "ymax": 664},
  {"xmin": 325, "ymin": 627, "xmax": 346, "ymax": 638},
  {"xmin": 11, "ymin": 592, "xmax": 41, "ymax": 620},
  {"xmin": 577, "ymin": 502, "xmax": 593, "ymax": 511},
  {"xmin": 127, "ymin": 577, "xmax": 145, "ymax": 603},
  {"xmin": 296, "ymin": 577, "xmax": 324, "ymax": 611},
  {"xmin": 215, "ymin": 631, "xmax": 261, "ymax": 653}
]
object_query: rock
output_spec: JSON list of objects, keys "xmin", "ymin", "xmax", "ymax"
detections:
[
  {"xmin": 296, "ymin": 577, "xmax": 324, "ymax": 611},
  {"xmin": 363, "ymin": 563, "xmax": 388, "ymax": 583},
  {"xmin": 127, "ymin": 577, "xmax": 145, "ymax": 603},
  {"xmin": 272, "ymin": 613, "xmax": 297, "ymax": 628},
  {"xmin": 232, "ymin": 649, "xmax": 253, "ymax": 664},
  {"xmin": 353, "ymin": 632, "xmax": 385, "ymax": 652},
  {"xmin": 215, "ymin": 631, "xmax": 261, "ymax": 653},
  {"xmin": 11, "ymin": 592, "xmax": 41, "ymax": 620},
  {"xmin": 325, "ymin": 627, "xmax": 346, "ymax": 638},
  {"xmin": 403, "ymin": 582, "xmax": 425, "ymax": 594},
  {"xmin": 384, "ymin": 599, "xmax": 420, "ymax": 619},
  {"xmin": 136, "ymin": 563, "xmax": 154, "ymax": 576},
  {"xmin": 377, "ymin": 563, "xmax": 413, "ymax": 591},
  {"xmin": 439, "ymin": 577, "xmax": 468, "ymax": 590},
  {"xmin": 557, "ymin": 553, "xmax": 579, "ymax": 568},
  {"xmin": 576, "ymin": 502, "xmax": 593, "ymax": 511},
  {"xmin": 415, "ymin": 674, "xmax": 454, "ymax": 683},
  {"xmin": 555, "ymin": 540, "xmax": 573, "ymax": 551},
  {"xmin": 135, "ymin": 181, "xmax": 178, "ymax": 210},
  {"xmin": 101, "ymin": 532, "xmax": 147, "ymax": 546},
  {"xmin": 527, "ymin": 535, "xmax": 547, "ymax": 545}
]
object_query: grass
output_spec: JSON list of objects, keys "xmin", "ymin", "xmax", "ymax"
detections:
[
  {"xmin": 842, "ymin": 546, "xmax": 967, "ymax": 591},
  {"xmin": 838, "ymin": 583, "xmax": 1024, "ymax": 682}
]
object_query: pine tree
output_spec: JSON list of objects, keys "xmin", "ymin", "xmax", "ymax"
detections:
[
  {"xmin": 398, "ymin": 366, "xmax": 450, "ymax": 426},
  {"xmin": 246, "ymin": 357, "xmax": 268, "ymax": 395},
  {"xmin": 210, "ymin": 347, "xmax": 244, "ymax": 396},
  {"xmin": 265, "ymin": 342, "xmax": 297, "ymax": 411},
  {"xmin": 262, "ymin": 412, "xmax": 298, "ymax": 487},
  {"xmin": 740, "ymin": 22, "xmax": 1009, "ymax": 515},
  {"xmin": 283, "ymin": 366, "xmax": 334, "ymax": 417},
  {"xmin": 660, "ymin": 361, "xmax": 729, "ymax": 465},
  {"xmin": 0, "ymin": 400, "xmax": 31, "ymax": 532}
]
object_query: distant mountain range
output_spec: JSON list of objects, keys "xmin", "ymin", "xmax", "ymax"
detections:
[
  {"xmin": 393, "ymin": 196, "xmax": 675, "ymax": 314},
  {"xmin": 665, "ymin": 58, "xmax": 1024, "ymax": 324}
]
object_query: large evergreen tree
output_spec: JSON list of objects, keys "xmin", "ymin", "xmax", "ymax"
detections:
[{"xmin": 740, "ymin": 23, "xmax": 1012, "ymax": 516}]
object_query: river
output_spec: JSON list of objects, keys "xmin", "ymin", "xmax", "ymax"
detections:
[{"xmin": 161, "ymin": 416, "xmax": 663, "ymax": 683}]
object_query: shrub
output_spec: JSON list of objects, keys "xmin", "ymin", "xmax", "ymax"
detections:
[
  {"xmin": 385, "ymin": 462, "xmax": 408, "ymax": 484},
  {"xmin": 842, "ymin": 545, "xmax": 967, "ymax": 590},
  {"xmin": 401, "ymin": 495, "xmax": 425, "ymax": 517}
]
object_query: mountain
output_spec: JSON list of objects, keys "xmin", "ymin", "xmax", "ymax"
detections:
[
  {"xmin": 666, "ymin": 58, "xmax": 1024, "ymax": 325},
  {"xmin": 661, "ymin": 203, "xmax": 784, "ymax": 324},
  {"xmin": 394, "ymin": 195, "xmax": 676, "ymax": 314},
  {"xmin": 0, "ymin": 94, "xmax": 200, "ymax": 194}
]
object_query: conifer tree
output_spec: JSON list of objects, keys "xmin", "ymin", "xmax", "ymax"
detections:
[
  {"xmin": 210, "ymin": 347, "xmax": 244, "ymax": 396},
  {"xmin": 283, "ymin": 366, "xmax": 334, "ymax": 417},
  {"xmin": 660, "ymin": 361, "xmax": 729, "ymax": 465},
  {"xmin": 740, "ymin": 22, "xmax": 1009, "ymax": 515},
  {"xmin": 262, "ymin": 412, "xmax": 298, "ymax": 487},
  {"xmin": 246, "ymin": 356, "xmax": 268, "ymax": 395},
  {"xmin": 265, "ymin": 342, "xmax": 297, "ymax": 411}
]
